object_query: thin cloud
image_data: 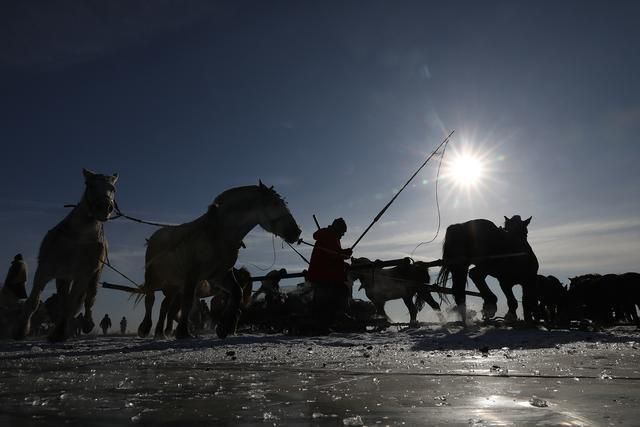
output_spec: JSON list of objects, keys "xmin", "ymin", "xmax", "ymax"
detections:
[
  {"xmin": 1, "ymin": 1, "xmax": 221, "ymax": 70},
  {"xmin": 534, "ymin": 224, "xmax": 640, "ymax": 275},
  {"xmin": 532, "ymin": 217, "xmax": 640, "ymax": 242}
]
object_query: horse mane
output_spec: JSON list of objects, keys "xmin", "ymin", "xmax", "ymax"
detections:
[{"xmin": 208, "ymin": 184, "xmax": 285, "ymax": 213}]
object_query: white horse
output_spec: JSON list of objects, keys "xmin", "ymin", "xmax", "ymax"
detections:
[
  {"xmin": 137, "ymin": 182, "xmax": 301, "ymax": 339},
  {"xmin": 350, "ymin": 257, "xmax": 442, "ymax": 326},
  {"xmin": 14, "ymin": 169, "xmax": 118, "ymax": 341}
]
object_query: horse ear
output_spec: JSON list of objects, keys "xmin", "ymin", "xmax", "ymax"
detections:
[
  {"xmin": 524, "ymin": 216, "xmax": 532, "ymax": 226},
  {"xmin": 83, "ymin": 168, "xmax": 94, "ymax": 180},
  {"xmin": 504, "ymin": 215, "xmax": 508, "ymax": 222},
  {"xmin": 111, "ymin": 173, "xmax": 119, "ymax": 184},
  {"xmin": 258, "ymin": 179, "xmax": 266, "ymax": 190}
]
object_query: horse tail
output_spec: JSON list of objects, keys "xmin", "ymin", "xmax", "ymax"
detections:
[
  {"xmin": 435, "ymin": 263, "xmax": 450, "ymax": 289},
  {"xmin": 435, "ymin": 225, "xmax": 453, "ymax": 289},
  {"xmin": 132, "ymin": 283, "xmax": 150, "ymax": 307},
  {"xmin": 102, "ymin": 281, "xmax": 146, "ymax": 307}
]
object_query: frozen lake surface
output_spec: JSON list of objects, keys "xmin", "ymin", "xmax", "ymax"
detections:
[{"xmin": 1, "ymin": 324, "xmax": 640, "ymax": 426}]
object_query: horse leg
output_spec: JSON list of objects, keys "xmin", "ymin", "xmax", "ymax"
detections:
[
  {"xmin": 416, "ymin": 286, "xmax": 441, "ymax": 310},
  {"xmin": 469, "ymin": 267, "xmax": 498, "ymax": 320},
  {"xmin": 50, "ymin": 278, "xmax": 86, "ymax": 342},
  {"xmin": 165, "ymin": 296, "xmax": 181, "ymax": 337},
  {"xmin": 498, "ymin": 281, "xmax": 518, "ymax": 322},
  {"xmin": 56, "ymin": 279, "xmax": 70, "ymax": 295},
  {"xmin": 403, "ymin": 296, "xmax": 418, "ymax": 327},
  {"xmin": 450, "ymin": 267, "xmax": 469, "ymax": 323},
  {"xmin": 417, "ymin": 288, "xmax": 444, "ymax": 323},
  {"xmin": 176, "ymin": 275, "xmax": 197, "ymax": 339},
  {"xmin": 155, "ymin": 293, "xmax": 171, "ymax": 338},
  {"xmin": 81, "ymin": 271, "xmax": 100, "ymax": 333},
  {"xmin": 218, "ymin": 279, "xmax": 242, "ymax": 339},
  {"xmin": 14, "ymin": 268, "xmax": 51, "ymax": 340},
  {"xmin": 520, "ymin": 278, "xmax": 538, "ymax": 323},
  {"xmin": 53, "ymin": 279, "xmax": 71, "ymax": 324},
  {"xmin": 137, "ymin": 292, "xmax": 155, "ymax": 337}
]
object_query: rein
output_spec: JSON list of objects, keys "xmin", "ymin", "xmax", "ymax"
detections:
[
  {"xmin": 63, "ymin": 200, "xmax": 177, "ymax": 227},
  {"xmin": 110, "ymin": 200, "xmax": 178, "ymax": 227}
]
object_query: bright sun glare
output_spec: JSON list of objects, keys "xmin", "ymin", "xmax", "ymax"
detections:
[{"xmin": 449, "ymin": 154, "xmax": 485, "ymax": 187}]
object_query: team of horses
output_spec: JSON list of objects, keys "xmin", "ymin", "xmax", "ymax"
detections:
[{"xmin": 4, "ymin": 168, "xmax": 638, "ymax": 342}]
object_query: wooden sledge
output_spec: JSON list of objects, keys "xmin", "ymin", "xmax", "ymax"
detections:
[{"xmin": 102, "ymin": 256, "xmax": 481, "ymax": 298}]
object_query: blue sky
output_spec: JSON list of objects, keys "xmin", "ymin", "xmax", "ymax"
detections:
[{"xmin": 1, "ymin": 1, "xmax": 639, "ymax": 328}]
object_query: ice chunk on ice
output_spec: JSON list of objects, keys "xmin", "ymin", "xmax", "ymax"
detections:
[
  {"xmin": 263, "ymin": 412, "xmax": 278, "ymax": 421},
  {"xmin": 343, "ymin": 415, "xmax": 364, "ymax": 426},
  {"xmin": 600, "ymin": 371, "xmax": 613, "ymax": 380},
  {"xmin": 529, "ymin": 397, "xmax": 548, "ymax": 408},
  {"xmin": 489, "ymin": 365, "xmax": 509, "ymax": 376}
]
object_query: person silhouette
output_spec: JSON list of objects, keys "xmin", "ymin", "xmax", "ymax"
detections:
[
  {"xmin": 307, "ymin": 218, "xmax": 353, "ymax": 334},
  {"xmin": 99, "ymin": 314, "xmax": 112, "ymax": 335},
  {"xmin": 2, "ymin": 253, "xmax": 28, "ymax": 300},
  {"xmin": 120, "ymin": 316, "xmax": 127, "ymax": 334}
]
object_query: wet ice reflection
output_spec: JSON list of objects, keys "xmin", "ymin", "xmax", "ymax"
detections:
[{"xmin": 0, "ymin": 326, "xmax": 639, "ymax": 425}]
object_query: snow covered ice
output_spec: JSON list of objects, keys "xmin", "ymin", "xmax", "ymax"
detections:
[{"xmin": 1, "ymin": 324, "xmax": 640, "ymax": 425}]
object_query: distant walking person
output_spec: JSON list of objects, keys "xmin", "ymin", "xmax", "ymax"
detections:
[
  {"xmin": 1, "ymin": 254, "xmax": 28, "ymax": 301},
  {"xmin": 307, "ymin": 218, "xmax": 353, "ymax": 334},
  {"xmin": 120, "ymin": 316, "xmax": 127, "ymax": 335},
  {"xmin": 99, "ymin": 314, "xmax": 112, "ymax": 335}
]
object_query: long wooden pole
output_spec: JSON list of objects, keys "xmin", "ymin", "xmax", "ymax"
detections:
[{"xmin": 350, "ymin": 130, "xmax": 454, "ymax": 250}]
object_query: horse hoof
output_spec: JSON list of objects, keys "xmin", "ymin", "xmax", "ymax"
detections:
[
  {"xmin": 12, "ymin": 324, "xmax": 29, "ymax": 341},
  {"xmin": 82, "ymin": 319, "xmax": 95, "ymax": 334},
  {"xmin": 154, "ymin": 331, "xmax": 168, "ymax": 340},
  {"xmin": 175, "ymin": 326, "xmax": 193, "ymax": 340},
  {"xmin": 137, "ymin": 321, "xmax": 152, "ymax": 338},
  {"xmin": 216, "ymin": 325, "xmax": 229, "ymax": 339},
  {"xmin": 482, "ymin": 304, "xmax": 498, "ymax": 320},
  {"xmin": 504, "ymin": 312, "xmax": 518, "ymax": 323}
]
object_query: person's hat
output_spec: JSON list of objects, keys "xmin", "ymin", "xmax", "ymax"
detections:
[
  {"xmin": 14, "ymin": 253, "xmax": 23, "ymax": 261},
  {"xmin": 331, "ymin": 218, "xmax": 347, "ymax": 234}
]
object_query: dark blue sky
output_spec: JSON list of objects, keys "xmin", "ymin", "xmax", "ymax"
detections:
[{"xmin": 1, "ymin": 1, "xmax": 639, "ymax": 324}]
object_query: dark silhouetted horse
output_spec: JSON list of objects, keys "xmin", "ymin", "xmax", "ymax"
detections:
[
  {"xmin": 568, "ymin": 273, "xmax": 639, "ymax": 325},
  {"xmin": 436, "ymin": 215, "xmax": 539, "ymax": 323},
  {"xmin": 138, "ymin": 182, "xmax": 301, "ymax": 340},
  {"xmin": 15, "ymin": 169, "xmax": 118, "ymax": 341},
  {"xmin": 535, "ymin": 275, "xmax": 569, "ymax": 325},
  {"xmin": 350, "ymin": 257, "xmax": 441, "ymax": 326}
]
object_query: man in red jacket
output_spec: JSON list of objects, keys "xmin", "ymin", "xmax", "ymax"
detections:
[{"xmin": 307, "ymin": 218, "xmax": 353, "ymax": 334}]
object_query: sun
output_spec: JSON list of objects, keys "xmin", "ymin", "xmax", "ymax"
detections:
[{"xmin": 448, "ymin": 153, "xmax": 485, "ymax": 188}]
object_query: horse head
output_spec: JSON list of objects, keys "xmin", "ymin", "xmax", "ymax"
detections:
[
  {"xmin": 261, "ymin": 268, "xmax": 286, "ymax": 293},
  {"xmin": 348, "ymin": 257, "xmax": 372, "ymax": 290},
  {"xmin": 503, "ymin": 215, "xmax": 532, "ymax": 240},
  {"xmin": 82, "ymin": 168, "xmax": 118, "ymax": 222},
  {"xmin": 256, "ymin": 180, "xmax": 301, "ymax": 244}
]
